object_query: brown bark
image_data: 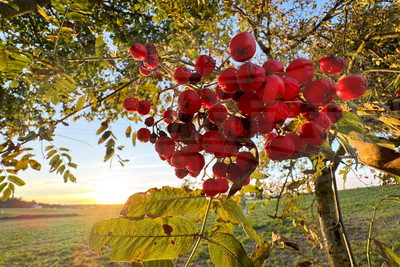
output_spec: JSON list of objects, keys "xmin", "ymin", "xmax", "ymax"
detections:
[
  {"xmin": 314, "ymin": 146, "xmax": 351, "ymax": 266},
  {"xmin": 0, "ymin": 0, "xmax": 51, "ymax": 18}
]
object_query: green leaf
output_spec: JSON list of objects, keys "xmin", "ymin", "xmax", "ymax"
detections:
[
  {"xmin": 89, "ymin": 217, "xmax": 197, "ymax": 262},
  {"xmin": 8, "ymin": 175, "xmax": 25, "ymax": 186},
  {"xmin": 95, "ymin": 36, "xmax": 104, "ymax": 58},
  {"xmin": 0, "ymin": 187, "xmax": 12, "ymax": 201},
  {"xmin": 374, "ymin": 240, "xmax": 400, "ymax": 266},
  {"xmin": 242, "ymin": 184, "xmax": 261, "ymax": 193},
  {"xmin": 36, "ymin": 5, "xmax": 50, "ymax": 20},
  {"xmin": 221, "ymin": 199, "xmax": 262, "ymax": 246},
  {"xmin": 132, "ymin": 132, "xmax": 137, "ymax": 146},
  {"xmin": 46, "ymin": 149, "xmax": 57, "ymax": 158},
  {"xmin": 49, "ymin": 155, "xmax": 60, "ymax": 168},
  {"xmin": 63, "ymin": 170, "xmax": 70, "ymax": 182},
  {"xmin": 9, "ymin": 80, "xmax": 19, "ymax": 88},
  {"xmin": 96, "ymin": 121, "xmax": 108, "ymax": 135},
  {"xmin": 76, "ymin": 96, "xmax": 86, "ymax": 111},
  {"xmin": 143, "ymin": 260, "xmax": 174, "ymax": 267},
  {"xmin": 125, "ymin": 126, "xmax": 132, "ymax": 138},
  {"xmin": 98, "ymin": 130, "xmax": 112, "ymax": 144},
  {"xmin": 0, "ymin": 45, "xmax": 7, "ymax": 71},
  {"xmin": 250, "ymin": 243, "xmax": 271, "ymax": 267},
  {"xmin": 335, "ymin": 111, "xmax": 366, "ymax": 135},
  {"xmin": 0, "ymin": 182, "xmax": 7, "ymax": 193},
  {"xmin": 251, "ymin": 171, "xmax": 267, "ymax": 179},
  {"xmin": 209, "ymin": 232, "xmax": 254, "ymax": 267},
  {"xmin": 104, "ymin": 146, "xmax": 114, "ymax": 162},
  {"xmin": 120, "ymin": 186, "xmax": 207, "ymax": 218}
]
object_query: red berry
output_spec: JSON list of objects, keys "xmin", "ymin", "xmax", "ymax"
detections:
[
  {"xmin": 265, "ymin": 132, "xmax": 278, "ymax": 140},
  {"xmin": 163, "ymin": 109, "xmax": 177, "ymax": 124},
  {"xmin": 129, "ymin": 43, "xmax": 147, "ymax": 60},
  {"xmin": 143, "ymin": 54, "xmax": 158, "ymax": 69},
  {"xmin": 238, "ymin": 92, "xmax": 264, "ymax": 117},
  {"xmin": 282, "ymin": 77, "xmax": 300, "ymax": 100},
  {"xmin": 171, "ymin": 151, "xmax": 188, "ymax": 169},
  {"xmin": 223, "ymin": 117, "xmax": 244, "ymax": 138},
  {"xmin": 155, "ymin": 136, "xmax": 175, "ymax": 157},
  {"xmin": 137, "ymin": 100, "xmax": 151, "ymax": 115},
  {"xmin": 186, "ymin": 152, "xmax": 205, "ymax": 173},
  {"xmin": 308, "ymin": 112, "xmax": 331, "ymax": 130},
  {"xmin": 229, "ymin": 32, "xmax": 256, "ymax": 62},
  {"xmin": 264, "ymin": 101, "xmax": 289, "ymax": 122},
  {"xmin": 256, "ymin": 112, "xmax": 275, "ymax": 134},
  {"xmin": 265, "ymin": 136, "xmax": 295, "ymax": 160},
  {"xmin": 396, "ymin": 92, "xmax": 400, "ymax": 98},
  {"xmin": 175, "ymin": 168, "xmax": 189, "ymax": 179},
  {"xmin": 303, "ymin": 78, "xmax": 336, "ymax": 106},
  {"xmin": 215, "ymin": 85, "xmax": 233, "ymax": 101},
  {"xmin": 208, "ymin": 104, "xmax": 228, "ymax": 125},
  {"xmin": 216, "ymin": 178, "xmax": 229, "ymax": 193},
  {"xmin": 203, "ymin": 178, "xmax": 220, "ymax": 197},
  {"xmin": 226, "ymin": 163, "xmax": 244, "ymax": 181},
  {"xmin": 195, "ymin": 55, "xmax": 216, "ymax": 77},
  {"xmin": 262, "ymin": 59, "xmax": 284, "ymax": 74},
  {"xmin": 320, "ymin": 104, "xmax": 343, "ymax": 123},
  {"xmin": 236, "ymin": 62, "xmax": 265, "ymax": 92},
  {"xmin": 122, "ymin": 97, "xmax": 138, "ymax": 112},
  {"xmin": 236, "ymin": 151, "xmax": 258, "ymax": 171},
  {"xmin": 218, "ymin": 67, "xmax": 240, "ymax": 93},
  {"xmin": 286, "ymin": 58, "xmax": 314, "ymax": 84},
  {"xmin": 188, "ymin": 72, "xmax": 201, "ymax": 84},
  {"xmin": 299, "ymin": 122, "xmax": 327, "ymax": 146},
  {"xmin": 336, "ymin": 75, "xmax": 368, "ymax": 100},
  {"xmin": 174, "ymin": 66, "xmax": 192, "ymax": 85},
  {"xmin": 213, "ymin": 162, "xmax": 228, "ymax": 178},
  {"xmin": 285, "ymin": 98, "xmax": 302, "ymax": 118},
  {"xmin": 139, "ymin": 63, "xmax": 153, "ymax": 76},
  {"xmin": 215, "ymin": 139, "xmax": 238, "ymax": 158},
  {"xmin": 256, "ymin": 74, "xmax": 285, "ymax": 104},
  {"xmin": 199, "ymin": 88, "xmax": 217, "ymax": 109},
  {"xmin": 320, "ymin": 56, "xmax": 346, "ymax": 75},
  {"xmin": 144, "ymin": 116, "xmax": 155, "ymax": 127},
  {"xmin": 137, "ymin": 128, "xmax": 151, "ymax": 143},
  {"xmin": 145, "ymin": 43, "xmax": 157, "ymax": 55},
  {"xmin": 286, "ymin": 133, "xmax": 305, "ymax": 152},
  {"xmin": 178, "ymin": 123, "xmax": 198, "ymax": 144},
  {"xmin": 178, "ymin": 90, "xmax": 201, "ymax": 115},
  {"xmin": 202, "ymin": 131, "xmax": 225, "ymax": 154}
]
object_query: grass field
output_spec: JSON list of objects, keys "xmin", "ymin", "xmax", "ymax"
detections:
[{"xmin": 0, "ymin": 186, "xmax": 399, "ymax": 266}]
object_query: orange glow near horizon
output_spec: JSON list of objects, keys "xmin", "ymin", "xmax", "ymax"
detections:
[{"xmin": 90, "ymin": 179, "xmax": 135, "ymax": 205}]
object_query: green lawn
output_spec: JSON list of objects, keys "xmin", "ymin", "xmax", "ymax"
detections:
[{"xmin": 0, "ymin": 186, "xmax": 399, "ymax": 266}]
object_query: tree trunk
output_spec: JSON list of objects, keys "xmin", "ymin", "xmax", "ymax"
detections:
[{"xmin": 314, "ymin": 146, "xmax": 351, "ymax": 266}]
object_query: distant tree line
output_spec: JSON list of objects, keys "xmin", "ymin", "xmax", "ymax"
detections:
[{"xmin": 0, "ymin": 197, "xmax": 96, "ymax": 209}]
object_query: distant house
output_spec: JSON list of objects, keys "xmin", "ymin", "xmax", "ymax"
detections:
[{"xmin": 32, "ymin": 204, "xmax": 43, "ymax": 209}]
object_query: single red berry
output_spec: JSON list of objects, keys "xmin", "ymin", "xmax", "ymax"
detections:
[
  {"xmin": 215, "ymin": 85, "xmax": 233, "ymax": 101},
  {"xmin": 174, "ymin": 66, "xmax": 192, "ymax": 85},
  {"xmin": 256, "ymin": 112, "xmax": 275, "ymax": 134},
  {"xmin": 216, "ymin": 178, "xmax": 229, "ymax": 193},
  {"xmin": 336, "ymin": 75, "xmax": 368, "ymax": 100},
  {"xmin": 265, "ymin": 132, "xmax": 278, "ymax": 140},
  {"xmin": 144, "ymin": 116, "xmax": 155, "ymax": 127},
  {"xmin": 285, "ymin": 58, "xmax": 314, "ymax": 84},
  {"xmin": 265, "ymin": 135, "xmax": 295, "ymax": 160},
  {"xmin": 396, "ymin": 92, "xmax": 400, "ymax": 98},
  {"xmin": 171, "ymin": 151, "xmax": 188, "ymax": 169},
  {"xmin": 188, "ymin": 72, "xmax": 202, "ymax": 84},
  {"xmin": 145, "ymin": 43, "xmax": 157, "ymax": 55},
  {"xmin": 139, "ymin": 63, "xmax": 153, "ymax": 76},
  {"xmin": 155, "ymin": 136, "xmax": 175, "ymax": 157},
  {"xmin": 256, "ymin": 74, "xmax": 285, "ymax": 104},
  {"xmin": 229, "ymin": 32, "xmax": 256, "ymax": 62},
  {"xmin": 308, "ymin": 112, "xmax": 331, "ymax": 130},
  {"xmin": 262, "ymin": 59, "xmax": 284, "ymax": 74},
  {"xmin": 175, "ymin": 168, "xmax": 189, "ymax": 179},
  {"xmin": 226, "ymin": 163, "xmax": 244, "ymax": 181},
  {"xmin": 320, "ymin": 56, "xmax": 346, "ymax": 75},
  {"xmin": 303, "ymin": 78, "xmax": 336, "ymax": 106},
  {"xmin": 122, "ymin": 97, "xmax": 138, "ymax": 112},
  {"xmin": 202, "ymin": 130, "xmax": 225, "ymax": 154},
  {"xmin": 299, "ymin": 122, "xmax": 327, "ymax": 146},
  {"xmin": 286, "ymin": 132, "xmax": 305, "ymax": 152},
  {"xmin": 137, "ymin": 128, "xmax": 151, "ymax": 143},
  {"xmin": 137, "ymin": 100, "xmax": 151, "ymax": 115},
  {"xmin": 129, "ymin": 43, "xmax": 147, "ymax": 60},
  {"xmin": 282, "ymin": 76, "xmax": 300, "ymax": 100},
  {"xmin": 186, "ymin": 152, "xmax": 205, "ymax": 173},
  {"xmin": 218, "ymin": 67, "xmax": 240, "ymax": 93},
  {"xmin": 236, "ymin": 62, "xmax": 265, "ymax": 92},
  {"xmin": 236, "ymin": 151, "xmax": 258, "ymax": 171},
  {"xmin": 264, "ymin": 101, "xmax": 289, "ymax": 122},
  {"xmin": 199, "ymin": 88, "xmax": 217, "ymax": 109},
  {"xmin": 195, "ymin": 55, "xmax": 216, "ymax": 77},
  {"xmin": 223, "ymin": 117, "xmax": 244, "ymax": 138},
  {"xmin": 320, "ymin": 104, "xmax": 343, "ymax": 123},
  {"xmin": 238, "ymin": 92, "xmax": 264, "ymax": 117},
  {"xmin": 178, "ymin": 123, "xmax": 198, "ymax": 144},
  {"xmin": 285, "ymin": 97, "xmax": 302, "ymax": 118},
  {"xmin": 178, "ymin": 90, "xmax": 201, "ymax": 115},
  {"xmin": 215, "ymin": 139, "xmax": 238, "ymax": 158},
  {"xmin": 143, "ymin": 54, "xmax": 158, "ymax": 69},
  {"xmin": 203, "ymin": 178, "xmax": 220, "ymax": 197},
  {"xmin": 213, "ymin": 162, "xmax": 228, "ymax": 178},
  {"xmin": 163, "ymin": 109, "xmax": 177, "ymax": 124},
  {"xmin": 208, "ymin": 104, "xmax": 228, "ymax": 125}
]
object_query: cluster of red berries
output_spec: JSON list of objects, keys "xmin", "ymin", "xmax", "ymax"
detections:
[
  {"xmin": 129, "ymin": 42, "xmax": 159, "ymax": 76},
  {"xmin": 125, "ymin": 32, "xmax": 368, "ymax": 197}
]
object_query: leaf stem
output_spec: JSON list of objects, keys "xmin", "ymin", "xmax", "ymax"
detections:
[{"xmin": 185, "ymin": 197, "xmax": 213, "ymax": 267}]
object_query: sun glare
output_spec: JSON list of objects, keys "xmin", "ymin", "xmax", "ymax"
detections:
[{"xmin": 93, "ymin": 179, "xmax": 134, "ymax": 204}]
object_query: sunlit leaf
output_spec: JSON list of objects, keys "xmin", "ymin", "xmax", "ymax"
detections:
[
  {"xmin": 89, "ymin": 217, "xmax": 197, "ymax": 262},
  {"xmin": 8, "ymin": 175, "xmax": 25, "ymax": 186},
  {"xmin": 374, "ymin": 240, "xmax": 400, "ymax": 266}
]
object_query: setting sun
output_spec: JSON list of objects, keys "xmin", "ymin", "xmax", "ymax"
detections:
[{"xmin": 92, "ymin": 179, "xmax": 135, "ymax": 204}]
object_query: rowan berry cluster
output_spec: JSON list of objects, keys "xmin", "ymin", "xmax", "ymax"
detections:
[{"xmin": 125, "ymin": 32, "xmax": 368, "ymax": 197}]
